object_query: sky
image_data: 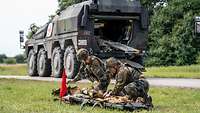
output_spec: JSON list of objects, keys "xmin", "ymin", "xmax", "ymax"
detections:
[{"xmin": 0, "ymin": 0, "xmax": 58, "ymax": 57}]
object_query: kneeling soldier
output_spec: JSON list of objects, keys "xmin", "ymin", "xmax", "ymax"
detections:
[
  {"xmin": 105, "ymin": 57, "xmax": 152, "ymax": 105},
  {"xmin": 69, "ymin": 48, "xmax": 110, "ymax": 94}
]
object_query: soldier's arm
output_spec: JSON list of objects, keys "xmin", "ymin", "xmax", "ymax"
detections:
[
  {"xmin": 91, "ymin": 59, "xmax": 104, "ymax": 78},
  {"xmin": 132, "ymin": 68, "xmax": 142, "ymax": 80},
  {"xmin": 91, "ymin": 59, "xmax": 110, "ymax": 92},
  {"xmin": 112, "ymin": 69, "xmax": 128, "ymax": 95},
  {"xmin": 73, "ymin": 63, "xmax": 86, "ymax": 82}
]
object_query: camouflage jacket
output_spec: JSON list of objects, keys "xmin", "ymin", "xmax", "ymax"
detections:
[
  {"xmin": 111, "ymin": 65, "xmax": 141, "ymax": 95},
  {"xmin": 73, "ymin": 56, "xmax": 110, "ymax": 92}
]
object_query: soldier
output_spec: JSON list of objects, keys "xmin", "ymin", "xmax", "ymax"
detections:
[
  {"xmin": 68, "ymin": 48, "xmax": 110, "ymax": 93},
  {"xmin": 104, "ymin": 57, "xmax": 152, "ymax": 105}
]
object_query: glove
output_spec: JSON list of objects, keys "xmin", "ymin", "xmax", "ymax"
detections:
[{"xmin": 103, "ymin": 90, "xmax": 112, "ymax": 98}]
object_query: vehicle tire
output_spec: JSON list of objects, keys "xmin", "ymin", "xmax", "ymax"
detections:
[
  {"xmin": 27, "ymin": 49, "xmax": 38, "ymax": 76},
  {"xmin": 51, "ymin": 47, "xmax": 63, "ymax": 78},
  {"xmin": 37, "ymin": 48, "xmax": 51, "ymax": 77},
  {"xmin": 64, "ymin": 46, "xmax": 80, "ymax": 79}
]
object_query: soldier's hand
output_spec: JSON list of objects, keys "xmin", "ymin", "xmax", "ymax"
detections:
[
  {"xmin": 104, "ymin": 93, "xmax": 111, "ymax": 98},
  {"xmin": 103, "ymin": 91, "xmax": 112, "ymax": 98}
]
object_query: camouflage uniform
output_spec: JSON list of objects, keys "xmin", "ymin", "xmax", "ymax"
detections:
[
  {"xmin": 106, "ymin": 58, "xmax": 149, "ymax": 100},
  {"xmin": 73, "ymin": 49, "xmax": 110, "ymax": 93}
]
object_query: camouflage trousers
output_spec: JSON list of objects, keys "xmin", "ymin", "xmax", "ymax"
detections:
[{"xmin": 123, "ymin": 79, "xmax": 149, "ymax": 100}]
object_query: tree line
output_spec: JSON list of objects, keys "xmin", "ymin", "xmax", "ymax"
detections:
[
  {"xmin": 141, "ymin": 0, "xmax": 200, "ymax": 66},
  {"xmin": 0, "ymin": 54, "xmax": 26, "ymax": 64}
]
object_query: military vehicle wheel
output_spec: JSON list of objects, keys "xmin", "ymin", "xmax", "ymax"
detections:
[
  {"xmin": 64, "ymin": 46, "xmax": 80, "ymax": 79},
  {"xmin": 27, "ymin": 49, "xmax": 38, "ymax": 76},
  {"xmin": 37, "ymin": 48, "xmax": 51, "ymax": 77},
  {"xmin": 52, "ymin": 47, "xmax": 63, "ymax": 78}
]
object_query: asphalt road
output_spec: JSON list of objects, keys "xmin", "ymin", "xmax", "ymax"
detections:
[{"xmin": 0, "ymin": 76, "xmax": 200, "ymax": 89}]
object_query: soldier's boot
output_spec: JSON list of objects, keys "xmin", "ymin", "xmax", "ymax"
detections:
[
  {"xmin": 139, "ymin": 88, "xmax": 153, "ymax": 108},
  {"xmin": 143, "ymin": 95, "xmax": 153, "ymax": 109},
  {"xmin": 145, "ymin": 96, "xmax": 153, "ymax": 108}
]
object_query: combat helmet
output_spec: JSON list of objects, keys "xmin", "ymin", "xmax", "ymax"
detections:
[
  {"xmin": 105, "ymin": 57, "xmax": 121, "ymax": 68},
  {"xmin": 76, "ymin": 48, "xmax": 89, "ymax": 61}
]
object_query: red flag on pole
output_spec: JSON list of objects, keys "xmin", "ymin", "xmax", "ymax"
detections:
[{"xmin": 59, "ymin": 69, "xmax": 68, "ymax": 98}]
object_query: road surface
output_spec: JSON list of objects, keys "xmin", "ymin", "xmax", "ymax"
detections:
[{"xmin": 0, "ymin": 76, "xmax": 200, "ymax": 89}]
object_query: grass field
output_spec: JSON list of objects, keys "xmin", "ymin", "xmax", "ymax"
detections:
[
  {"xmin": 0, "ymin": 79, "xmax": 200, "ymax": 113},
  {"xmin": 0, "ymin": 64, "xmax": 27, "ymax": 76},
  {"xmin": 0, "ymin": 64, "xmax": 200, "ymax": 78},
  {"xmin": 144, "ymin": 65, "xmax": 200, "ymax": 78}
]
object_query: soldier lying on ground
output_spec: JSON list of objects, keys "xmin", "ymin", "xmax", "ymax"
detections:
[
  {"xmin": 104, "ymin": 57, "xmax": 152, "ymax": 105},
  {"xmin": 68, "ymin": 48, "xmax": 110, "ymax": 94}
]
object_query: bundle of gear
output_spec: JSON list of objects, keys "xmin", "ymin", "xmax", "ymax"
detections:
[{"xmin": 52, "ymin": 85, "xmax": 153, "ymax": 111}]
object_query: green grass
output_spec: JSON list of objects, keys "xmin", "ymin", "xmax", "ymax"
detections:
[
  {"xmin": 0, "ymin": 64, "xmax": 200, "ymax": 79},
  {"xmin": 144, "ymin": 65, "xmax": 200, "ymax": 79},
  {"xmin": 0, "ymin": 79, "xmax": 200, "ymax": 113},
  {"xmin": 0, "ymin": 64, "xmax": 27, "ymax": 76}
]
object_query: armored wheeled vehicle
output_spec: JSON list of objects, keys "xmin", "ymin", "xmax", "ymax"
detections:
[{"xmin": 19, "ymin": 0, "xmax": 149, "ymax": 78}]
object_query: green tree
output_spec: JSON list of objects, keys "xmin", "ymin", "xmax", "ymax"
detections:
[
  {"xmin": 145, "ymin": 0, "xmax": 200, "ymax": 66},
  {"xmin": 141, "ymin": 0, "xmax": 168, "ymax": 15},
  {"xmin": 4, "ymin": 58, "xmax": 16, "ymax": 64},
  {"xmin": 0, "ymin": 54, "xmax": 7, "ymax": 63},
  {"xmin": 14, "ymin": 54, "xmax": 26, "ymax": 63},
  {"xmin": 26, "ymin": 23, "xmax": 40, "ymax": 39},
  {"xmin": 58, "ymin": 0, "xmax": 83, "ymax": 11}
]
